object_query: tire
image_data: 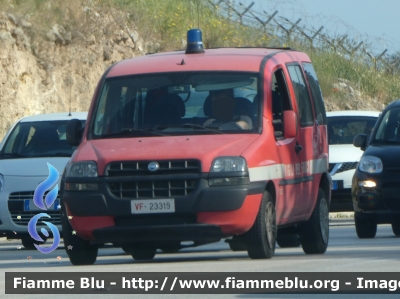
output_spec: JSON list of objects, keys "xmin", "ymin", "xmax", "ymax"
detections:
[
  {"xmin": 122, "ymin": 246, "xmax": 131, "ymax": 254},
  {"xmin": 276, "ymin": 234, "xmax": 301, "ymax": 248},
  {"xmin": 227, "ymin": 237, "xmax": 247, "ymax": 251},
  {"xmin": 131, "ymin": 246, "xmax": 157, "ymax": 261},
  {"xmin": 299, "ymin": 188, "xmax": 329, "ymax": 254},
  {"xmin": 160, "ymin": 243, "xmax": 181, "ymax": 253},
  {"xmin": 21, "ymin": 236, "xmax": 46, "ymax": 250},
  {"xmin": 244, "ymin": 191, "xmax": 276, "ymax": 259},
  {"xmin": 354, "ymin": 213, "xmax": 377, "ymax": 238},
  {"xmin": 392, "ymin": 222, "xmax": 400, "ymax": 236},
  {"xmin": 61, "ymin": 205, "xmax": 98, "ymax": 265}
]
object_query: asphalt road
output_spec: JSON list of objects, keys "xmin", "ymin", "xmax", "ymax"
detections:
[{"xmin": 1, "ymin": 220, "xmax": 400, "ymax": 299}]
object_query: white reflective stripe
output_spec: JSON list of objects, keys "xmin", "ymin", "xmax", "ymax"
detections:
[
  {"xmin": 248, "ymin": 158, "xmax": 328, "ymax": 182},
  {"xmin": 249, "ymin": 164, "xmax": 285, "ymax": 182},
  {"xmin": 311, "ymin": 158, "xmax": 329, "ymax": 175}
]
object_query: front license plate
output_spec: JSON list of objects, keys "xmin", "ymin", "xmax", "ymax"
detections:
[
  {"xmin": 131, "ymin": 199, "xmax": 175, "ymax": 214},
  {"xmin": 24, "ymin": 199, "xmax": 60, "ymax": 211}
]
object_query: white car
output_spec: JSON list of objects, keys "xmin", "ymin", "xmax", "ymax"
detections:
[
  {"xmin": 327, "ymin": 110, "xmax": 380, "ymax": 212},
  {"xmin": 0, "ymin": 112, "xmax": 87, "ymax": 248}
]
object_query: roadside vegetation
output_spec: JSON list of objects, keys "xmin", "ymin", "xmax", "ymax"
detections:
[{"xmin": 2, "ymin": 0, "xmax": 400, "ymax": 109}]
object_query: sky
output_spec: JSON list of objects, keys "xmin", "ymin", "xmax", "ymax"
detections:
[{"xmin": 237, "ymin": 0, "xmax": 400, "ymax": 55}]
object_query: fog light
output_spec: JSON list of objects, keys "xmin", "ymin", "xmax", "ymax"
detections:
[
  {"xmin": 65, "ymin": 183, "xmax": 98, "ymax": 191},
  {"xmin": 358, "ymin": 180, "xmax": 376, "ymax": 188},
  {"xmin": 209, "ymin": 177, "xmax": 249, "ymax": 186}
]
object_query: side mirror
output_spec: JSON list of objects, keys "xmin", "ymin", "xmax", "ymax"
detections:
[
  {"xmin": 66, "ymin": 119, "xmax": 84, "ymax": 146},
  {"xmin": 283, "ymin": 110, "xmax": 297, "ymax": 138},
  {"xmin": 353, "ymin": 133, "xmax": 367, "ymax": 150}
]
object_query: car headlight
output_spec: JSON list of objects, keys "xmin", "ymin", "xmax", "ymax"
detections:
[
  {"xmin": 0, "ymin": 174, "xmax": 3, "ymax": 191},
  {"xmin": 358, "ymin": 156, "xmax": 383, "ymax": 174},
  {"xmin": 209, "ymin": 157, "xmax": 249, "ymax": 186},
  {"xmin": 210, "ymin": 157, "xmax": 247, "ymax": 172},
  {"xmin": 65, "ymin": 162, "xmax": 98, "ymax": 191},
  {"xmin": 66, "ymin": 161, "xmax": 98, "ymax": 177}
]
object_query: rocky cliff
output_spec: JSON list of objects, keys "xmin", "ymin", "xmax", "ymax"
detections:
[{"xmin": 0, "ymin": 4, "xmax": 153, "ymax": 138}]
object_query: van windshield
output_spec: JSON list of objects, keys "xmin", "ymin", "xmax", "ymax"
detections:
[{"xmin": 91, "ymin": 72, "xmax": 259, "ymax": 138}]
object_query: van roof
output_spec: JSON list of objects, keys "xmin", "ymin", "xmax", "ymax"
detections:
[{"xmin": 107, "ymin": 48, "xmax": 310, "ymax": 78}]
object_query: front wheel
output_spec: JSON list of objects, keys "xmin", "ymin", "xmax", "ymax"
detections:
[
  {"xmin": 131, "ymin": 245, "xmax": 157, "ymax": 261},
  {"xmin": 391, "ymin": 222, "xmax": 400, "ymax": 236},
  {"xmin": 355, "ymin": 213, "xmax": 377, "ymax": 238},
  {"xmin": 276, "ymin": 234, "xmax": 301, "ymax": 248},
  {"xmin": 299, "ymin": 188, "xmax": 329, "ymax": 254},
  {"xmin": 245, "ymin": 191, "xmax": 276, "ymax": 259},
  {"xmin": 61, "ymin": 205, "xmax": 98, "ymax": 265}
]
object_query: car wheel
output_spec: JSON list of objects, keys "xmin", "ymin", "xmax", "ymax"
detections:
[
  {"xmin": 122, "ymin": 246, "xmax": 131, "ymax": 254},
  {"xmin": 245, "ymin": 191, "xmax": 276, "ymax": 259},
  {"xmin": 354, "ymin": 213, "xmax": 377, "ymax": 238},
  {"xmin": 21, "ymin": 236, "xmax": 47, "ymax": 250},
  {"xmin": 131, "ymin": 245, "xmax": 157, "ymax": 261},
  {"xmin": 61, "ymin": 205, "xmax": 98, "ymax": 265},
  {"xmin": 160, "ymin": 242, "xmax": 181, "ymax": 253},
  {"xmin": 299, "ymin": 188, "xmax": 329, "ymax": 254},
  {"xmin": 276, "ymin": 234, "xmax": 301, "ymax": 248},
  {"xmin": 227, "ymin": 235, "xmax": 247, "ymax": 251},
  {"xmin": 392, "ymin": 222, "xmax": 400, "ymax": 236}
]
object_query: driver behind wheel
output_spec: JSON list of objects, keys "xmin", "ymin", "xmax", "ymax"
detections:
[{"xmin": 203, "ymin": 90, "xmax": 251, "ymax": 130}]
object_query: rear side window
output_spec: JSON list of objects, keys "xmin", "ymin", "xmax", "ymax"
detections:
[
  {"xmin": 287, "ymin": 64, "xmax": 314, "ymax": 127},
  {"xmin": 303, "ymin": 63, "xmax": 327, "ymax": 125}
]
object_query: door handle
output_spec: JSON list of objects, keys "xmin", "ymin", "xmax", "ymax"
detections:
[{"xmin": 295, "ymin": 141, "xmax": 302, "ymax": 155}]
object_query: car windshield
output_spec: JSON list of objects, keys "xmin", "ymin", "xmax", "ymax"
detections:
[
  {"xmin": 327, "ymin": 116, "xmax": 378, "ymax": 145},
  {"xmin": 372, "ymin": 107, "xmax": 400, "ymax": 143},
  {"xmin": 0, "ymin": 120, "xmax": 85, "ymax": 158},
  {"xmin": 91, "ymin": 71, "xmax": 259, "ymax": 138}
]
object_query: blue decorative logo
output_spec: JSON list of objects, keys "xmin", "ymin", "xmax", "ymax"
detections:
[{"xmin": 27, "ymin": 163, "xmax": 61, "ymax": 254}]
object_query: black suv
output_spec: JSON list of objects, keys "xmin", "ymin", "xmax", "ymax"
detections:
[{"xmin": 352, "ymin": 100, "xmax": 400, "ymax": 238}]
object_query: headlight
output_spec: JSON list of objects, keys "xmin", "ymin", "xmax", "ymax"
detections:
[
  {"xmin": 358, "ymin": 156, "xmax": 383, "ymax": 174},
  {"xmin": 66, "ymin": 161, "xmax": 98, "ymax": 177},
  {"xmin": 0, "ymin": 174, "xmax": 3, "ymax": 191},
  {"xmin": 210, "ymin": 157, "xmax": 247, "ymax": 172},
  {"xmin": 209, "ymin": 157, "xmax": 249, "ymax": 186}
]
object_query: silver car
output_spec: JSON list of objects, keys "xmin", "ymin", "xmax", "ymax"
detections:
[{"xmin": 0, "ymin": 112, "xmax": 87, "ymax": 249}]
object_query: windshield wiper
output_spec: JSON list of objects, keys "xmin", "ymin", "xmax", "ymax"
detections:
[
  {"xmin": 33, "ymin": 153, "xmax": 72, "ymax": 157},
  {"xmin": 181, "ymin": 123, "xmax": 223, "ymax": 134},
  {"xmin": 0, "ymin": 152, "xmax": 27, "ymax": 158},
  {"xmin": 100, "ymin": 128, "xmax": 166, "ymax": 138},
  {"xmin": 378, "ymin": 139, "xmax": 400, "ymax": 144}
]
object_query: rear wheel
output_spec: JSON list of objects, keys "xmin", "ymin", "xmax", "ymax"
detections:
[
  {"xmin": 392, "ymin": 222, "xmax": 400, "ymax": 236},
  {"xmin": 276, "ymin": 234, "xmax": 301, "ymax": 248},
  {"xmin": 354, "ymin": 213, "xmax": 377, "ymax": 238},
  {"xmin": 61, "ymin": 205, "xmax": 98, "ymax": 265},
  {"xmin": 299, "ymin": 188, "xmax": 329, "ymax": 254},
  {"xmin": 227, "ymin": 235, "xmax": 247, "ymax": 251},
  {"xmin": 160, "ymin": 242, "xmax": 181, "ymax": 253},
  {"xmin": 21, "ymin": 236, "xmax": 47, "ymax": 250},
  {"xmin": 245, "ymin": 191, "xmax": 276, "ymax": 259},
  {"xmin": 131, "ymin": 245, "xmax": 156, "ymax": 261}
]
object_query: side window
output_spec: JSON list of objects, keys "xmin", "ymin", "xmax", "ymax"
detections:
[
  {"xmin": 271, "ymin": 69, "xmax": 292, "ymax": 139},
  {"xmin": 287, "ymin": 64, "xmax": 314, "ymax": 127},
  {"xmin": 303, "ymin": 63, "xmax": 327, "ymax": 125}
]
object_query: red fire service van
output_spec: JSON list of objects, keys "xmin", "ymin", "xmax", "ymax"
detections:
[{"xmin": 62, "ymin": 29, "xmax": 330, "ymax": 265}]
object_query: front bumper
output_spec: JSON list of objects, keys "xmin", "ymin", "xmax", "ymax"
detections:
[
  {"xmin": 62, "ymin": 175, "xmax": 265, "ymax": 242},
  {"xmin": 352, "ymin": 169, "xmax": 400, "ymax": 223},
  {"xmin": 0, "ymin": 176, "xmax": 62, "ymax": 238}
]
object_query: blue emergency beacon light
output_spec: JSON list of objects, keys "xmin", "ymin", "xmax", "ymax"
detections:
[{"xmin": 185, "ymin": 29, "xmax": 205, "ymax": 54}]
